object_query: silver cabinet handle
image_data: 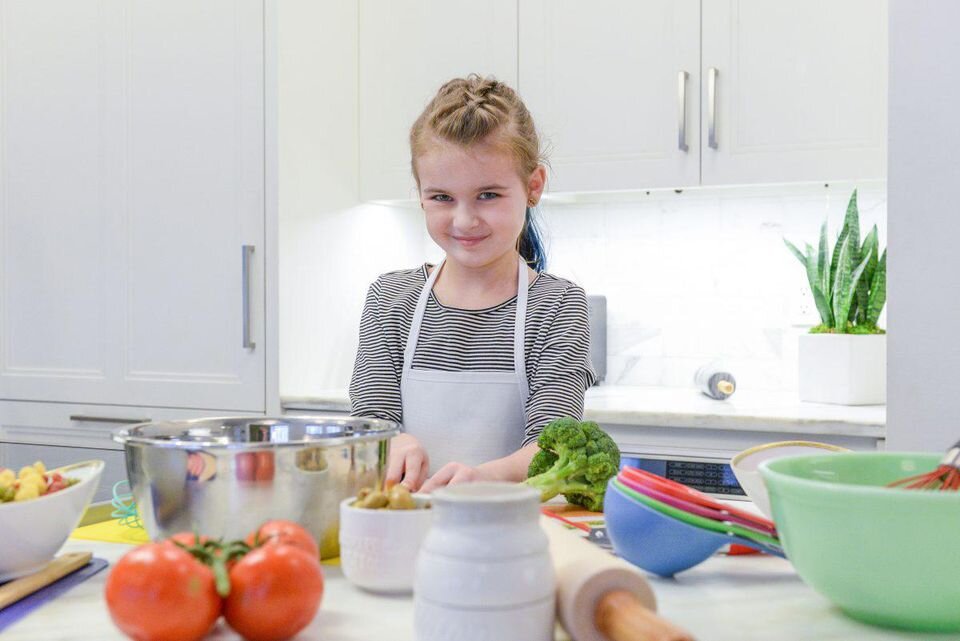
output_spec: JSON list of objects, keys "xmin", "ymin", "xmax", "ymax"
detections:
[
  {"xmin": 242, "ymin": 245, "xmax": 255, "ymax": 349},
  {"xmin": 678, "ymin": 70, "xmax": 689, "ymax": 152},
  {"xmin": 70, "ymin": 415, "xmax": 150, "ymax": 425},
  {"xmin": 708, "ymin": 67, "xmax": 719, "ymax": 150}
]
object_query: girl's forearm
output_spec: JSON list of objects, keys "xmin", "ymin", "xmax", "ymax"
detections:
[{"xmin": 477, "ymin": 442, "xmax": 540, "ymax": 482}]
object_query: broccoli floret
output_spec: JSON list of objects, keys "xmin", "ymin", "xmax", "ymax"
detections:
[{"xmin": 524, "ymin": 417, "xmax": 620, "ymax": 512}]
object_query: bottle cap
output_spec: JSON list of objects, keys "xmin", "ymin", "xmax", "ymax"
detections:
[{"xmin": 718, "ymin": 380, "xmax": 735, "ymax": 395}]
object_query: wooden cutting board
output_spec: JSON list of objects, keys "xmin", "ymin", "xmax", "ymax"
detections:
[{"xmin": 0, "ymin": 552, "xmax": 92, "ymax": 610}]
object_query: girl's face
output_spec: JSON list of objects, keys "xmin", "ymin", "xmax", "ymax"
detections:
[{"xmin": 416, "ymin": 136, "xmax": 545, "ymax": 271}]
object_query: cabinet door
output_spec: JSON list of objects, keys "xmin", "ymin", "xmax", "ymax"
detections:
[
  {"xmin": 701, "ymin": 0, "xmax": 888, "ymax": 185},
  {"xmin": 359, "ymin": 0, "xmax": 518, "ymax": 202},
  {"xmin": 0, "ymin": 1, "xmax": 265, "ymax": 411},
  {"xmin": 519, "ymin": 0, "xmax": 701, "ymax": 193}
]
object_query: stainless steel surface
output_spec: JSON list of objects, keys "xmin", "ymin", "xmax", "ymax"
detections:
[
  {"xmin": 678, "ymin": 70, "xmax": 689, "ymax": 152},
  {"xmin": 113, "ymin": 416, "xmax": 399, "ymax": 558},
  {"xmin": 587, "ymin": 295, "xmax": 607, "ymax": 384},
  {"xmin": 241, "ymin": 244, "xmax": 255, "ymax": 349},
  {"xmin": 70, "ymin": 415, "xmax": 151, "ymax": 425},
  {"xmin": 708, "ymin": 67, "xmax": 719, "ymax": 149}
]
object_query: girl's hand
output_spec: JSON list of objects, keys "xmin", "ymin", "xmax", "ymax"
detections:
[
  {"xmin": 385, "ymin": 433, "xmax": 430, "ymax": 491},
  {"xmin": 420, "ymin": 462, "xmax": 492, "ymax": 493}
]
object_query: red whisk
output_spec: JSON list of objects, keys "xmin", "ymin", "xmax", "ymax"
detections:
[{"xmin": 887, "ymin": 439, "xmax": 960, "ymax": 490}]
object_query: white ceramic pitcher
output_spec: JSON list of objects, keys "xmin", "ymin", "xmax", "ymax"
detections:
[{"xmin": 413, "ymin": 482, "xmax": 556, "ymax": 641}]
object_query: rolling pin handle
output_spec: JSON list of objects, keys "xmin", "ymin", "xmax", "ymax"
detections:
[{"xmin": 595, "ymin": 589, "xmax": 696, "ymax": 641}]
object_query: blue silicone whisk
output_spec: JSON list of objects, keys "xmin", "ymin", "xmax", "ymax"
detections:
[{"xmin": 111, "ymin": 479, "xmax": 142, "ymax": 529}]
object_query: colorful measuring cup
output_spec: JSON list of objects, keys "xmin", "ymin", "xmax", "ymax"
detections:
[
  {"xmin": 605, "ymin": 480, "xmax": 785, "ymax": 577},
  {"xmin": 617, "ymin": 473, "xmax": 777, "ymax": 538},
  {"xmin": 613, "ymin": 477, "xmax": 783, "ymax": 552},
  {"xmin": 620, "ymin": 466, "xmax": 776, "ymax": 532}
]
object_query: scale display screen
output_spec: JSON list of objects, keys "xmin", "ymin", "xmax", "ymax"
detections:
[{"xmin": 621, "ymin": 457, "xmax": 746, "ymax": 496}]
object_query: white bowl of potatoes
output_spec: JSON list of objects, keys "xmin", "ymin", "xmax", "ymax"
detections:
[{"xmin": 0, "ymin": 459, "xmax": 104, "ymax": 581}]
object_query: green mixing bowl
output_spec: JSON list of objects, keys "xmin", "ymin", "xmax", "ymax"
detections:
[{"xmin": 760, "ymin": 452, "xmax": 960, "ymax": 632}]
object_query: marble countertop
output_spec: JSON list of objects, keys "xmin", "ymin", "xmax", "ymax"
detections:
[
  {"xmin": 5, "ymin": 537, "xmax": 948, "ymax": 641},
  {"xmin": 283, "ymin": 385, "xmax": 885, "ymax": 437}
]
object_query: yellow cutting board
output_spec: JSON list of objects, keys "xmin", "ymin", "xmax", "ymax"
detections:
[
  {"xmin": 68, "ymin": 518, "xmax": 341, "ymax": 565},
  {"xmin": 70, "ymin": 519, "xmax": 150, "ymax": 545}
]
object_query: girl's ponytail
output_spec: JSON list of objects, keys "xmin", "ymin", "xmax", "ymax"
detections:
[{"xmin": 519, "ymin": 206, "xmax": 546, "ymax": 272}]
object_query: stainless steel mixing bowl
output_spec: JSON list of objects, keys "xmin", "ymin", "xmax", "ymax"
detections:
[{"xmin": 113, "ymin": 415, "xmax": 398, "ymax": 558}]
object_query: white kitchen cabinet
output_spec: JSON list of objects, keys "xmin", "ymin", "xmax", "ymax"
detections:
[
  {"xmin": 519, "ymin": 0, "xmax": 701, "ymax": 193},
  {"xmin": 517, "ymin": 0, "xmax": 887, "ymax": 193},
  {"xmin": 0, "ymin": 0, "xmax": 269, "ymax": 412},
  {"xmin": 700, "ymin": 0, "xmax": 887, "ymax": 186},
  {"xmin": 358, "ymin": 0, "xmax": 518, "ymax": 202}
]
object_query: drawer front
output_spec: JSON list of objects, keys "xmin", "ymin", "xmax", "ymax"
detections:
[{"xmin": 0, "ymin": 401, "xmax": 264, "ymax": 450}]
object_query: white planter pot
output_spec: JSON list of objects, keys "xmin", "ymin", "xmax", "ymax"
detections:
[{"xmin": 798, "ymin": 333, "xmax": 886, "ymax": 405}]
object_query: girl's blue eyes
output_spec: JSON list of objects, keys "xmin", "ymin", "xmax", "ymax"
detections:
[{"xmin": 429, "ymin": 192, "xmax": 500, "ymax": 202}]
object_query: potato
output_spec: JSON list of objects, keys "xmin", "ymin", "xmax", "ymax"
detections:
[
  {"xmin": 0, "ymin": 469, "xmax": 15, "ymax": 489},
  {"xmin": 19, "ymin": 474, "xmax": 46, "ymax": 495},
  {"xmin": 14, "ymin": 482, "xmax": 40, "ymax": 501},
  {"xmin": 32, "ymin": 460, "xmax": 46, "ymax": 475}
]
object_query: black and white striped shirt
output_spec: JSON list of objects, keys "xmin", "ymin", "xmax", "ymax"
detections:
[{"xmin": 349, "ymin": 264, "xmax": 597, "ymax": 447}]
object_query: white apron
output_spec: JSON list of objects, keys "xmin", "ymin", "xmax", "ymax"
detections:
[{"xmin": 400, "ymin": 257, "xmax": 530, "ymax": 472}]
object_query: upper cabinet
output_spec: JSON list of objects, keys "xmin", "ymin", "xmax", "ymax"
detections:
[
  {"xmin": 520, "ymin": 0, "xmax": 701, "ymax": 192},
  {"xmin": 700, "ymin": 0, "xmax": 888, "ymax": 186},
  {"xmin": 358, "ymin": 0, "xmax": 518, "ymax": 202},
  {"xmin": 0, "ymin": 0, "xmax": 267, "ymax": 412},
  {"xmin": 358, "ymin": 0, "xmax": 888, "ymax": 198}
]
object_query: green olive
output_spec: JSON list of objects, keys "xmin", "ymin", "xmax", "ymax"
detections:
[{"xmin": 387, "ymin": 484, "xmax": 416, "ymax": 510}]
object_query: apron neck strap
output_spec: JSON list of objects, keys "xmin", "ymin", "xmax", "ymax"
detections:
[
  {"xmin": 514, "ymin": 257, "xmax": 530, "ymax": 401},
  {"xmin": 402, "ymin": 254, "xmax": 532, "ymax": 404}
]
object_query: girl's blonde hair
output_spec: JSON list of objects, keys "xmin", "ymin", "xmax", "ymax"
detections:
[
  {"xmin": 409, "ymin": 74, "xmax": 548, "ymax": 271},
  {"xmin": 409, "ymin": 74, "xmax": 545, "ymax": 185}
]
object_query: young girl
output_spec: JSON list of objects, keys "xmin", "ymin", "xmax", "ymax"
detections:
[{"xmin": 349, "ymin": 75, "xmax": 596, "ymax": 492}]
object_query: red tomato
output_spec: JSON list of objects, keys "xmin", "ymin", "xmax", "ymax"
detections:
[
  {"xmin": 254, "ymin": 451, "xmax": 275, "ymax": 481},
  {"xmin": 224, "ymin": 544, "xmax": 323, "ymax": 641},
  {"xmin": 165, "ymin": 532, "xmax": 213, "ymax": 548},
  {"xmin": 245, "ymin": 520, "xmax": 318, "ymax": 558},
  {"xmin": 105, "ymin": 543, "xmax": 221, "ymax": 641}
]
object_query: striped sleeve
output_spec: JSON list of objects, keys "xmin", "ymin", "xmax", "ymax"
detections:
[
  {"xmin": 522, "ymin": 284, "xmax": 598, "ymax": 447},
  {"xmin": 349, "ymin": 279, "xmax": 403, "ymax": 423}
]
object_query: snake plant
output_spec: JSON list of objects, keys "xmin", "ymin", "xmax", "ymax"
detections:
[{"xmin": 784, "ymin": 189, "xmax": 886, "ymax": 334}]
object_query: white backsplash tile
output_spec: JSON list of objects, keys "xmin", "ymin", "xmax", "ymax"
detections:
[{"xmin": 541, "ymin": 181, "xmax": 887, "ymax": 393}]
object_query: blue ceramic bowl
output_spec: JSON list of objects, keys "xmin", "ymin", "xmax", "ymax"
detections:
[{"xmin": 604, "ymin": 478, "xmax": 725, "ymax": 577}]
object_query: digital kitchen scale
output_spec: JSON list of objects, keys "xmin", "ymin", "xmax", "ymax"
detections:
[{"xmin": 620, "ymin": 455, "xmax": 746, "ymax": 498}]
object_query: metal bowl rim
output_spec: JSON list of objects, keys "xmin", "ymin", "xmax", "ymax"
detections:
[{"xmin": 111, "ymin": 414, "xmax": 400, "ymax": 450}]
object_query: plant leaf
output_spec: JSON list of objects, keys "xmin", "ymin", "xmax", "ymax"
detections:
[
  {"xmin": 818, "ymin": 218, "xmax": 830, "ymax": 298},
  {"xmin": 829, "ymin": 224, "xmax": 849, "ymax": 296},
  {"xmin": 844, "ymin": 189, "xmax": 861, "ymax": 262},
  {"xmin": 858, "ymin": 226, "xmax": 879, "ymax": 323},
  {"xmin": 812, "ymin": 285, "xmax": 834, "ymax": 327},
  {"xmin": 784, "ymin": 238, "xmax": 807, "ymax": 266},
  {"xmin": 846, "ymin": 248, "xmax": 872, "ymax": 323},
  {"xmin": 866, "ymin": 249, "xmax": 887, "ymax": 326},
  {"xmin": 832, "ymin": 235, "xmax": 852, "ymax": 331},
  {"xmin": 804, "ymin": 245, "xmax": 829, "ymax": 325}
]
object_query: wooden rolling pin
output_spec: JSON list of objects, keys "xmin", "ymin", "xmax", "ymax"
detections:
[
  {"xmin": 0, "ymin": 552, "xmax": 92, "ymax": 610},
  {"xmin": 541, "ymin": 517, "xmax": 695, "ymax": 641}
]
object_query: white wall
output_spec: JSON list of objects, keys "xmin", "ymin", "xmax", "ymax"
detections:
[
  {"xmin": 887, "ymin": 0, "xmax": 960, "ymax": 451},
  {"xmin": 278, "ymin": 1, "xmax": 426, "ymax": 395}
]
